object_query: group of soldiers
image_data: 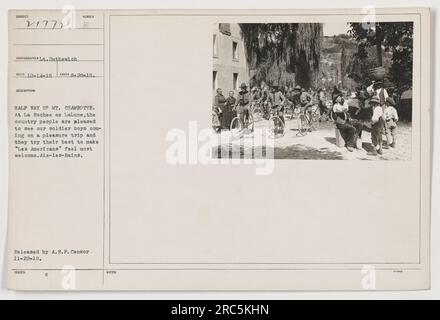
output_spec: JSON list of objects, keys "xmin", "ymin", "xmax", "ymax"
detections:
[
  {"xmin": 212, "ymin": 80, "xmax": 399, "ymax": 156},
  {"xmin": 212, "ymin": 82, "xmax": 317, "ymax": 131}
]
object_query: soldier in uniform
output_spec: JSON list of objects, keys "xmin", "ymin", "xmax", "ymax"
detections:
[{"xmin": 234, "ymin": 83, "xmax": 251, "ymax": 125}]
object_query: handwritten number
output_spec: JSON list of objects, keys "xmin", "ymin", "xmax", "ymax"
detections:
[{"xmin": 25, "ymin": 19, "xmax": 64, "ymax": 29}]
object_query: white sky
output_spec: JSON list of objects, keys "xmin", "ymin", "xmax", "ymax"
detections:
[{"xmin": 323, "ymin": 22, "xmax": 351, "ymax": 36}]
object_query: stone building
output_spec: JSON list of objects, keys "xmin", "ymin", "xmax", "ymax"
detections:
[{"xmin": 212, "ymin": 23, "xmax": 249, "ymax": 96}]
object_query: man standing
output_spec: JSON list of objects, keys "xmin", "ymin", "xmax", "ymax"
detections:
[
  {"xmin": 271, "ymin": 86, "xmax": 286, "ymax": 123},
  {"xmin": 291, "ymin": 85, "xmax": 302, "ymax": 106},
  {"xmin": 370, "ymin": 96, "xmax": 385, "ymax": 155},
  {"xmin": 367, "ymin": 80, "xmax": 389, "ymax": 106},
  {"xmin": 260, "ymin": 85, "xmax": 272, "ymax": 118},
  {"xmin": 235, "ymin": 83, "xmax": 251, "ymax": 125},
  {"xmin": 300, "ymin": 87, "xmax": 314, "ymax": 123},
  {"xmin": 214, "ymin": 88, "xmax": 226, "ymax": 130}
]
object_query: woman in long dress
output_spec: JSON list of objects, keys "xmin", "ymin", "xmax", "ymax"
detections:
[
  {"xmin": 214, "ymin": 88, "xmax": 227, "ymax": 130},
  {"xmin": 212, "ymin": 88, "xmax": 224, "ymax": 132},
  {"xmin": 223, "ymin": 91, "xmax": 236, "ymax": 129}
]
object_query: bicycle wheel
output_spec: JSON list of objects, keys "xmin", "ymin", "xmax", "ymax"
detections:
[
  {"xmin": 297, "ymin": 113, "xmax": 308, "ymax": 136},
  {"xmin": 252, "ymin": 107, "xmax": 264, "ymax": 122},
  {"xmin": 269, "ymin": 116, "xmax": 285, "ymax": 138},
  {"xmin": 230, "ymin": 117, "xmax": 242, "ymax": 136}
]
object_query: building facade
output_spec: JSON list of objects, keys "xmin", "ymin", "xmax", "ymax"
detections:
[{"xmin": 212, "ymin": 23, "xmax": 249, "ymax": 97}]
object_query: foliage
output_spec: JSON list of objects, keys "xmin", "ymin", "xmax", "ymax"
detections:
[
  {"xmin": 347, "ymin": 22, "xmax": 413, "ymax": 93},
  {"xmin": 239, "ymin": 23, "xmax": 323, "ymax": 89}
]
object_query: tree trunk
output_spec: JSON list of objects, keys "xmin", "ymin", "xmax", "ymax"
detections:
[
  {"xmin": 375, "ymin": 28, "xmax": 384, "ymax": 67},
  {"xmin": 376, "ymin": 42, "xmax": 383, "ymax": 66}
]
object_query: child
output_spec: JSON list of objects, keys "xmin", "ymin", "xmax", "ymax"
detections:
[{"xmin": 383, "ymin": 97, "xmax": 399, "ymax": 148}]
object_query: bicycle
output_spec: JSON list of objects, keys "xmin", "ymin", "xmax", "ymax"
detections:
[
  {"xmin": 230, "ymin": 107, "xmax": 255, "ymax": 137},
  {"xmin": 267, "ymin": 105, "xmax": 285, "ymax": 139},
  {"xmin": 309, "ymin": 104, "xmax": 321, "ymax": 129},
  {"xmin": 296, "ymin": 104, "xmax": 320, "ymax": 136}
]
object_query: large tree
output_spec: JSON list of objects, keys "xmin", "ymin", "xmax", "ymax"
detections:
[
  {"xmin": 239, "ymin": 23, "xmax": 323, "ymax": 89},
  {"xmin": 348, "ymin": 22, "xmax": 413, "ymax": 94}
]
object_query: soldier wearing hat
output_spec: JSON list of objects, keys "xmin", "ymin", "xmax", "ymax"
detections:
[
  {"xmin": 271, "ymin": 85, "xmax": 286, "ymax": 124},
  {"xmin": 234, "ymin": 82, "xmax": 251, "ymax": 125},
  {"xmin": 299, "ymin": 87, "xmax": 313, "ymax": 119},
  {"xmin": 260, "ymin": 84, "xmax": 272, "ymax": 118},
  {"xmin": 290, "ymin": 85, "xmax": 302, "ymax": 107},
  {"xmin": 383, "ymin": 97, "xmax": 399, "ymax": 148},
  {"xmin": 250, "ymin": 86, "xmax": 261, "ymax": 102}
]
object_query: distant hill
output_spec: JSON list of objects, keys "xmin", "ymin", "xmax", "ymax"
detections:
[
  {"xmin": 318, "ymin": 34, "xmax": 393, "ymax": 91},
  {"xmin": 318, "ymin": 35, "xmax": 358, "ymax": 91}
]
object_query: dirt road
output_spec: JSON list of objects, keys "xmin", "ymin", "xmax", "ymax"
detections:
[{"xmin": 214, "ymin": 119, "xmax": 412, "ymax": 160}]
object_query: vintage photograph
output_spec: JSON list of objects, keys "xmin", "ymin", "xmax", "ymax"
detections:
[
  {"xmin": 5, "ymin": 7, "xmax": 432, "ymax": 293},
  {"xmin": 212, "ymin": 22, "xmax": 414, "ymax": 160}
]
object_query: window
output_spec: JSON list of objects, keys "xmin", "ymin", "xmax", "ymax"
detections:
[
  {"xmin": 233, "ymin": 73, "xmax": 239, "ymax": 90},
  {"xmin": 213, "ymin": 34, "xmax": 218, "ymax": 57},
  {"xmin": 232, "ymin": 41, "xmax": 239, "ymax": 60},
  {"xmin": 213, "ymin": 71, "xmax": 218, "ymax": 90}
]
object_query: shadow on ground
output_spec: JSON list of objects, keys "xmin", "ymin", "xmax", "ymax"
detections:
[
  {"xmin": 273, "ymin": 144, "xmax": 344, "ymax": 159},
  {"xmin": 214, "ymin": 143, "xmax": 344, "ymax": 160},
  {"xmin": 324, "ymin": 137, "xmax": 337, "ymax": 146},
  {"xmin": 325, "ymin": 136, "xmax": 379, "ymax": 155}
]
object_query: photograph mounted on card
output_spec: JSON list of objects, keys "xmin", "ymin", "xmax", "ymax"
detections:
[
  {"xmin": 7, "ymin": 8, "xmax": 431, "ymax": 291},
  {"xmin": 211, "ymin": 21, "xmax": 414, "ymax": 160}
]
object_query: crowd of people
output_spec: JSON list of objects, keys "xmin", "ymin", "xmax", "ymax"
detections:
[
  {"xmin": 330, "ymin": 80, "xmax": 399, "ymax": 155},
  {"xmin": 212, "ymin": 82, "xmax": 319, "ymax": 132},
  {"xmin": 212, "ymin": 80, "xmax": 400, "ymax": 156}
]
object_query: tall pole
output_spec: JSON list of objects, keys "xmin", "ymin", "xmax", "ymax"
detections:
[
  {"xmin": 376, "ymin": 42, "xmax": 383, "ymax": 67},
  {"xmin": 376, "ymin": 25, "xmax": 384, "ymax": 67}
]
